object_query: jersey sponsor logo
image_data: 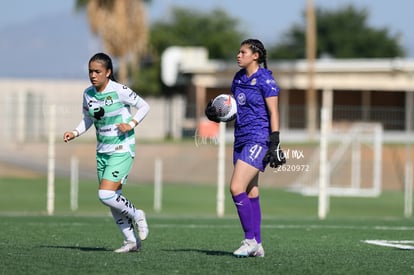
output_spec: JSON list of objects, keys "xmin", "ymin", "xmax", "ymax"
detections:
[
  {"xmin": 88, "ymin": 100, "xmax": 105, "ymax": 120},
  {"xmin": 98, "ymin": 127, "xmax": 111, "ymax": 133},
  {"xmin": 92, "ymin": 107, "xmax": 105, "ymax": 120},
  {"xmin": 237, "ymin": 93, "xmax": 246, "ymax": 105}
]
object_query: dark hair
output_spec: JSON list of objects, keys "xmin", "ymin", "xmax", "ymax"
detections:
[
  {"xmin": 241, "ymin": 39, "xmax": 268, "ymax": 69},
  {"xmin": 89, "ymin": 52, "xmax": 116, "ymax": 81}
]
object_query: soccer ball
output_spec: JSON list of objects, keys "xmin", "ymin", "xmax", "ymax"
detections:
[{"xmin": 212, "ymin": 94, "xmax": 237, "ymax": 122}]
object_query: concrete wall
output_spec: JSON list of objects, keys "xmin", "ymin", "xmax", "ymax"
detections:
[{"xmin": 0, "ymin": 78, "xmax": 186, "ymax": 144}]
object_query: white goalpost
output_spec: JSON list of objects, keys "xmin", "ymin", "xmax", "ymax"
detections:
[
  {"xmin": 291, "ymin": 121, "xmax": 384, "ymax": 217},
  {"xmin": 154, "ymin": 158, "xmax": 163, "ymax": 213},
  {"xmin": 290, "ymin": 90, "xmax": 384, "ymax": 219},
  {"xmin": 47, "ymin": 104, "xmax": 56, "ymax": 216},
  {"xmin": 70, "ymin": 156, "xmax": 79, "ymax": 211},
  {"xmin": 216, "ymin": 122, "xmax": 226, "ymax": 218}
]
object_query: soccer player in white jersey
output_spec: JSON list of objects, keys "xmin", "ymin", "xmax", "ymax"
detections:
[
  {"xmin": 206, "ymin": 39, "xmax": 286, "ymax": 257},
  {"xmin": 63, "ymin": 53, "xmax": 150, "ymax": 253}
]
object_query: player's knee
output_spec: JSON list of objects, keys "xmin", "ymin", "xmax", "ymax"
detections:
[
  {"xmin": 98, "ymin": 189, "xmax": 117, "ymax": 206},
  {"xmin": 230, "ymin": 185, "xmax": 242, "ymax": 196}
]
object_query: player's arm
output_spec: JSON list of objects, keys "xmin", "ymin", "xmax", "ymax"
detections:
[
  {"xmin": 265, "ymin": 96, "xmax": 279, "ymax": 133},
  {"xmin": 63, "ymin": 98, "xmax": 94, "ymax": 142},
  {"xmin": 131, "ymin": 97, "xmax": 150, "ymax": 125},
  {"xmin": 63, "ymin": 115, "xmax": 93, "ymax": 142},
  {"xmin": 264, "ymin": 95, "xmax": 286, "ymax": 168},
  {"xmin": 117, "ymin": 89, "xmax": 150, "ymax": 133}
]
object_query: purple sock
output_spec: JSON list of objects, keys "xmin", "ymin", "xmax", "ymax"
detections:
[
  {"xmin": 250, "ymin": 196, "xmax": 262, "ymax": 244},
  {"xmin": 232, "ymin": 192, "xmax": 254, "ymax": 240}
]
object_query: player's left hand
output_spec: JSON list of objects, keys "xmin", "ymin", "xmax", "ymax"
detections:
[{"xmin": 264, "ymin": 131, "xmax": 286, "ymax": 168}]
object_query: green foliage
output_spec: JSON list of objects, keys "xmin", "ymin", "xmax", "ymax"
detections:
[
  {"xmin": 150, "ymin": 7, "xmax": 245, "ymax": 60},
  {"xmin": 130, "ymin": 57, "xmax": 162, "ymax": 96},
  {"xmin": 132, "ymin": 7, "xmax": 245, "ymax": 96},
  {"xmin": 269, "ymin": 4, "xmax": 405, "ymax": 59}
]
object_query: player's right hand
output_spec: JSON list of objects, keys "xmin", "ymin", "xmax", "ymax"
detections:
[
  {"xmin": 63, "ymin": 131, "xmax": 75, "ymax": 143},
  {"xmin": 264, "ymin": 131, "xmax": 286, "ymax": 168},
  {"xmin": 205, "ymin": 100, "xmax": 220, "ymax": 123}
]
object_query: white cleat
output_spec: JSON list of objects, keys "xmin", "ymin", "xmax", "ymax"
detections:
[
  {"xmin": 135, "ymin": 209, "xmax": 149, "ymax": 241},
  {"xmin": 253, "ymin": 243, "xmax": 265, "ymax": 257},
  {"xmin": 233, "ymin": 239, "xmax": 258, "ymax": 258},
  {"xmin": 114, "ymin": 240, "xmax": 140, "ymax": 253}
]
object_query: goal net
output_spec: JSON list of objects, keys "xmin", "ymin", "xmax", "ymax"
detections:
[{"xmin": 289, "ymin": 122, "xmax": 383, "ymax": 197}]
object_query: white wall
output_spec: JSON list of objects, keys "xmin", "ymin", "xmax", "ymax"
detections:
[{"xmin": 0, "ymin": 78, "xmax": 186, "ymax": 145}]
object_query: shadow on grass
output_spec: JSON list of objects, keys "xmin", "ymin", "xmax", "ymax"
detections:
[
  {"xmin": 163, "ymin": 248, "xmax": 233, "ymax": 256},
  {"xmin": 39, "ymin": 245, "xmax": 111, "ymax": 252}
]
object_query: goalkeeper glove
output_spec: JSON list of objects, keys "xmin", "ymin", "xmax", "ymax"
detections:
[
  {"xmin": 205, "ymin": 100, "xmax": 220, "ymax": 123},
  {"xmin": 264, "ymin": 131, "xmax": 286, "ymax": 168}
]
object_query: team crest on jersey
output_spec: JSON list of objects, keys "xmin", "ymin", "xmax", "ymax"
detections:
[
  {"xmin": 237, "ymin": 93, "xmax": 246, "ymax": 105},
  {"xmin": 105, "ymin": 96, "xmax": 113, "ymax": 106},
  {"xmin": 250, "ymin": 78, "xmax": 257, "ymax": 85}
]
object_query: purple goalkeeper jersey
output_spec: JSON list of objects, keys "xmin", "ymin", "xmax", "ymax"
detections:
[{"xmin": 231, "ymin": 67, "xmax": 280, "ymax": 147}]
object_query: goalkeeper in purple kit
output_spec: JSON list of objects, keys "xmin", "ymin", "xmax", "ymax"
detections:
[{"xmin": 205, "ymin": 39, "xmax": 286, "ymax": 257}]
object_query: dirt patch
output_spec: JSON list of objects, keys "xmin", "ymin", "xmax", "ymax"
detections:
[{"xmin": 0, "ymin": 162, "xmax": 43, "ymax": 178}]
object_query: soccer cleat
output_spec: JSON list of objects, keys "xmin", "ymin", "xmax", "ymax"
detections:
[
  {"xmin": 253, "ymin": 243, "xmax": 265, "ymax": 257},
  {"xmin": 233, "ymin": 239, "xmax": 259, "ymax": 258},
  {"xmin": 114, "ymin": 240, "xmax": 140, "ymax": 253},
  {"xmin": 135, "ymin": 209, "xmax": 149, "ymax": 241}
]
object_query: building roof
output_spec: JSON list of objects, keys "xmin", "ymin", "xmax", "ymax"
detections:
[{"xmin": 162, "ymin": 47, "xmax": 414, "ymax": 92}]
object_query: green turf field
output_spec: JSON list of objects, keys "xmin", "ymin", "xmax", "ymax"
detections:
[{"xmin": 1, "ymin": 177, "xmax": 414, "ymax": 274}]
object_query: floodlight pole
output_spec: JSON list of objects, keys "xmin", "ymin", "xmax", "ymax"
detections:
[
  {"xmin": 404, "ymin": 92, "xmax": 413, "ymax": 217},
  {"xmin": 306, "ymin": 0, "xmax": 317, "ymax": 140}
]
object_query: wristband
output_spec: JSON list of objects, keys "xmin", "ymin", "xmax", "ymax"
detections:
[
  {"xmin": 72, "ymin": 130, "xmax": 79, "ymax": 137},
  {"xmin": 128, "ymin": 121, "xmax": 136, "ymax": 129}
]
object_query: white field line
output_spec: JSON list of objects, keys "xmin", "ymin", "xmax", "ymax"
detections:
[
  {"xmin": 362, "ymin": 240, "xmax": 414, "ymax": 250},
  {"xmin": 15, "ymin": 220, "xmax": 414, "ymax": 232},
  {"xmin": 153, "ymin": 224, "xmax": 414, "ymax": 231}
]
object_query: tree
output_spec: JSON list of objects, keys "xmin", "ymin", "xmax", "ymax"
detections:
[
  {"xmin": 75, "ymin": 0, "xmax": 149, "ymax": 84},
  {"xmin": 132, "ymin": 7, "xmax": 246, "ymax": 96},
  {"xmin": 269, "ymin": 4, "xmax": 406, "ymax": 59},
  {"xmin": 150, "ymin": 7, "xmax": 245, "ymax": 60}
]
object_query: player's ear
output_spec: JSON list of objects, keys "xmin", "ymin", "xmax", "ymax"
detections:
[{"xmin": 253, "ymin": 52, "xmax": 259, "ymax": 62}]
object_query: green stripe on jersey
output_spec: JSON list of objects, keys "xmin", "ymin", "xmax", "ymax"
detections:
[{"xmin": 98, "ymin": 132, "xmax": 134, "ymax": 145}]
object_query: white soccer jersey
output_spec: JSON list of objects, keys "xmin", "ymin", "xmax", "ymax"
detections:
[{"xmin": 75, "ymin": 80, "xmax": 150, "ymax": 157}]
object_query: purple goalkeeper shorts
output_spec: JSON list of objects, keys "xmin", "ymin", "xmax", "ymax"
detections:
[{"xmin": 233, "ymin": 142, "xmax": 269, "ymax": 172}]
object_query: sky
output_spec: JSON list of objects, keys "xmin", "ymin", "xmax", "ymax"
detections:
[{"xmin": 0, "ymin": 0, "xmax": 413, "ymax": 78}]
